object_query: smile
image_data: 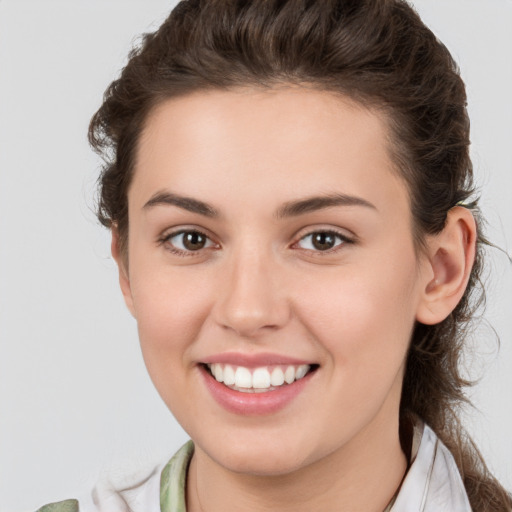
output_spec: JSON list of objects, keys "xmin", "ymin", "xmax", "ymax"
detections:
[
  {"xmin": 206, "ymin": 363, "xmax": 312, "ymax": 393},
  {"xmin": 200, "ymin": 358, "xmax": 318, "ymax": 415}
]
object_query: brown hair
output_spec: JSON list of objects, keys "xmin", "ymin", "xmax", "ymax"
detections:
[{"xmin": 89, "ymin": 0, "xmax": 511, "ymax": 509}]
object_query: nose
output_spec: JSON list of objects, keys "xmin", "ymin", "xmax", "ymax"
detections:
[{"xmin": 213, "ymin": 246, "xmax": 290, "ymax": 338}]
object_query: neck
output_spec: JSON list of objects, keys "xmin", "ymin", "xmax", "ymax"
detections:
[{"xmin": 186, "ymin": 412, "xmax": 407, "ymax": 512}]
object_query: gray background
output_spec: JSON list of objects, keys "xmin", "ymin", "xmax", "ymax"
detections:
[{"xmin": 0, "ymin": 1, "xmax": 511, "ymax": 510}]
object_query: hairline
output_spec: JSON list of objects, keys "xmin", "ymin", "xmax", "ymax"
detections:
[{"xmin": 118, "ymin": 82, "xmax": 425, "ymax": 265}]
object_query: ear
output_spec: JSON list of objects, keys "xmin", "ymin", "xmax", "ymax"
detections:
[
  {"xmin": 416, "ymin": 206, "xmax": 477, "ymax": 325},
  {"xmin": 111, "ymin": 227, "xmax": 135, "ymax": 317}
]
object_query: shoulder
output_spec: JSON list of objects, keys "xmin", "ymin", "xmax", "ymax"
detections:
[
  {"xmin": 35, "ymin": 500, "xmax": 78, "ymax": 512},
  {"xmin": 33, "ymin": 467, "xmax": 161, "ymax": 512},
  {"xmin": 34, "ymin": 441, "xmax": 194, "ymax": 512},
  {"xmin": 391, "ymin": 422, "xmax": 472, "ymax": 512}
]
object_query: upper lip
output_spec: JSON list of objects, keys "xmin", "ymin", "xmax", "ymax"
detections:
[{"xmin": 200, "ymin": 352, "xmax": 315, "ymax": 368}]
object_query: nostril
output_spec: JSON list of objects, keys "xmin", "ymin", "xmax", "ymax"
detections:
[
  {"xmin": 213, "ymin": 269, "xmax": 291, "ymax": 336},
  {"xmin": 219, "ymin": 316, "xmax": 282, "ymax": 338}
]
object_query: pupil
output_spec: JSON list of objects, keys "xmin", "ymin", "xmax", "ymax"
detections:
[
  {"xmin": 312, "ymin": 233, "xmax": 335, "ymax": 251},
  {"xmin": 184, "ymin": 232, "xmax": 206, "ymax": 250}
]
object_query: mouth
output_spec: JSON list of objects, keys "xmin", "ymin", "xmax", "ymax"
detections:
[
  {"xmin": 203, "ymin": 362, "xmax": 319, "ymax": 393},
  {"xmin": 198, "ymin": 353, "xmax": 319, "ymax": 414}
]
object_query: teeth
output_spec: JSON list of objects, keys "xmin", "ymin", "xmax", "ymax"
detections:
[
  {"xmin": 270, "ymin": 367, "xmax": 285, "ymax": 386},
  {"xmin": 207, "ymin": 363, "xmax": 312, "ymax": 391},
  {"xmin": 213, "ymin": 364, "xmax": 223, "ymax": 382},
  {"xmin": 284, "ymin": 366, "xmax": 295, "ymax": 384},
  {"xmin": 234, "ymin": 367, "xmax": 252, "ymax": 388},
  {"xmin": 223, "ymin": 365, "xmax": 235, "ymax": 386},
  {"xmin": 252, "ymin": 368, "xmax": 271, "ymax": 389},
  {"xmin": 295, "ymin": 364, "xmax": 309, "ymax": 380}
]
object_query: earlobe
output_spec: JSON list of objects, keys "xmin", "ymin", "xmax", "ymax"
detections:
[
  {"xmin": 416, "ymin": 207, "xmax": 477, "ymax": 325},
  {"xmin": 111, "ymin": 227, "xmax": 136, "ymax": 317}
]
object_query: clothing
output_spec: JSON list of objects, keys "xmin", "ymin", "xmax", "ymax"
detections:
[{"xmin": 36, "ymin": 423, "xmax": 472, "ymax": 512}]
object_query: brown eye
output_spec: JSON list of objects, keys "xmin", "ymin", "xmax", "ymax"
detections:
[
  {"xmin": 312, "ymin": 232, "xmax": 336, "ymax": 250},
  {"xmin": 297, "ymin": 231, "xmax": 348, "ymax": 252},
  {"xmin": 182, "ymin": 231, "xmax": 207, "ymax": 250},
  {"xmin": 166, "ymin": 230, "xmax": 214, "ymax": 252}
]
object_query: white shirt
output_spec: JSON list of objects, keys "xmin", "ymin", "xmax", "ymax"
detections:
[{"xmin": 71, "ymin": 423, "xmax": 471, "ymax": 512}]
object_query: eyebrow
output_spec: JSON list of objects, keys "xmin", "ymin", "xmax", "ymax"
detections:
[
  {"xmin": 143, "ymin": 191, "xmax": 219, "ymax": 217},
  {"xmin": 143, "ymin": 191, "xmax": 376, "ymax": 219},
  {"xmin": 275, "ymin": 193, "xmax": 377, "ymax": 218}
]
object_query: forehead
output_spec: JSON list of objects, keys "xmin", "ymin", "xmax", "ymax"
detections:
[{"xmin": 132, "ymin": 87, "xmax": 409, "ymax": 217}]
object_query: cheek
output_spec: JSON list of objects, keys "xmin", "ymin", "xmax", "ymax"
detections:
[
  {"xmin": 128, "ymin": 261, "xmax": 214, "ymax": 380},
  {"xmin": 295, "ymin": 254, "xmax": 419, "ymax": 378}
]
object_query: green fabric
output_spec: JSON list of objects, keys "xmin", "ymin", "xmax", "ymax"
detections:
[
  {"xmin": 158, "ymin": 440, "xmax": 399, "ymax": 511},
  {"xmin": 34, "ymin": 436, "xmax": 407, "ymax": 511},
  {"xmin": 160, "ymin": 440, "xmax": 194, "ymax": 512},
  {"xmin": 35, "ymin": 499, "xmax": 79, "ymax": 512}
]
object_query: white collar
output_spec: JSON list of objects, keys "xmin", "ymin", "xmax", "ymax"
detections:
[
  {"xmin": 391, "ymin": 423, "xmax": 472, "ymax": 512},
  {"xmin": 78, "ymin": 423, "xmax": 472, "ymax": 512}
]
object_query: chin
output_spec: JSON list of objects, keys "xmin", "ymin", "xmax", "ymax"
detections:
[
  {"xmin": 198, "ymin": 429, "xmax": 317, "ymax": 477},
  {"xmin": 219, "ymin": 450, "xmax": 309, "ymax": 477}
]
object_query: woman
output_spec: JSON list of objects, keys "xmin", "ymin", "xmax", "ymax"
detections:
[{"xmin": 37, "ymin": 0, "xmax": 511, "ymax": 510}]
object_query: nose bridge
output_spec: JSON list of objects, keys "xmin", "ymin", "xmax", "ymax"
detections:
[{"xmin": 214, "ymin": 240, "xmax": 288, "ymax": 337}]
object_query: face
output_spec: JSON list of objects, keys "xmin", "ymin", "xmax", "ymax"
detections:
[{"xmin": 119, "ymin": 87, "xmax": 431, "ymax": 476}]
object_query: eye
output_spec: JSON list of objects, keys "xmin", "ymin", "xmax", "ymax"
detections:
[
  {"xmin": 296, "ymin": 231, "xmax": 349, "ymax": 252},
  {"xmin": 163, "ymin": 230, "xmax": 215, "ymax": 253}
]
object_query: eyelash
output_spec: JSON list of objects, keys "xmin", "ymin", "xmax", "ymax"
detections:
[
  {"xmin": 158, "ymin": 228, "xmax": 354, "ymax": 257},
  {"xmin": 293, "ymin": 230, "xmax": 354, "ymax": 254},
  {"xmin": 158, "ymin": 229, "xmax": 217, "ymax": 257}
]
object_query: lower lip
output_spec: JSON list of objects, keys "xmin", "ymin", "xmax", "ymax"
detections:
[{"xmin": 199, "ymin": 365, "xmax": 314, "ymax": 416}]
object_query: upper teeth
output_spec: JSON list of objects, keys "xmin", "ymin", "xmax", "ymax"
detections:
[{"xmin": 207, "ymin": 363, "xmax": 311, "ymax": 392}]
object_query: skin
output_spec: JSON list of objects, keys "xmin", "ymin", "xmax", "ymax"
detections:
[{"xmin": 113, "ymin": 87, "xmax": 476, "ymax": 512}]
